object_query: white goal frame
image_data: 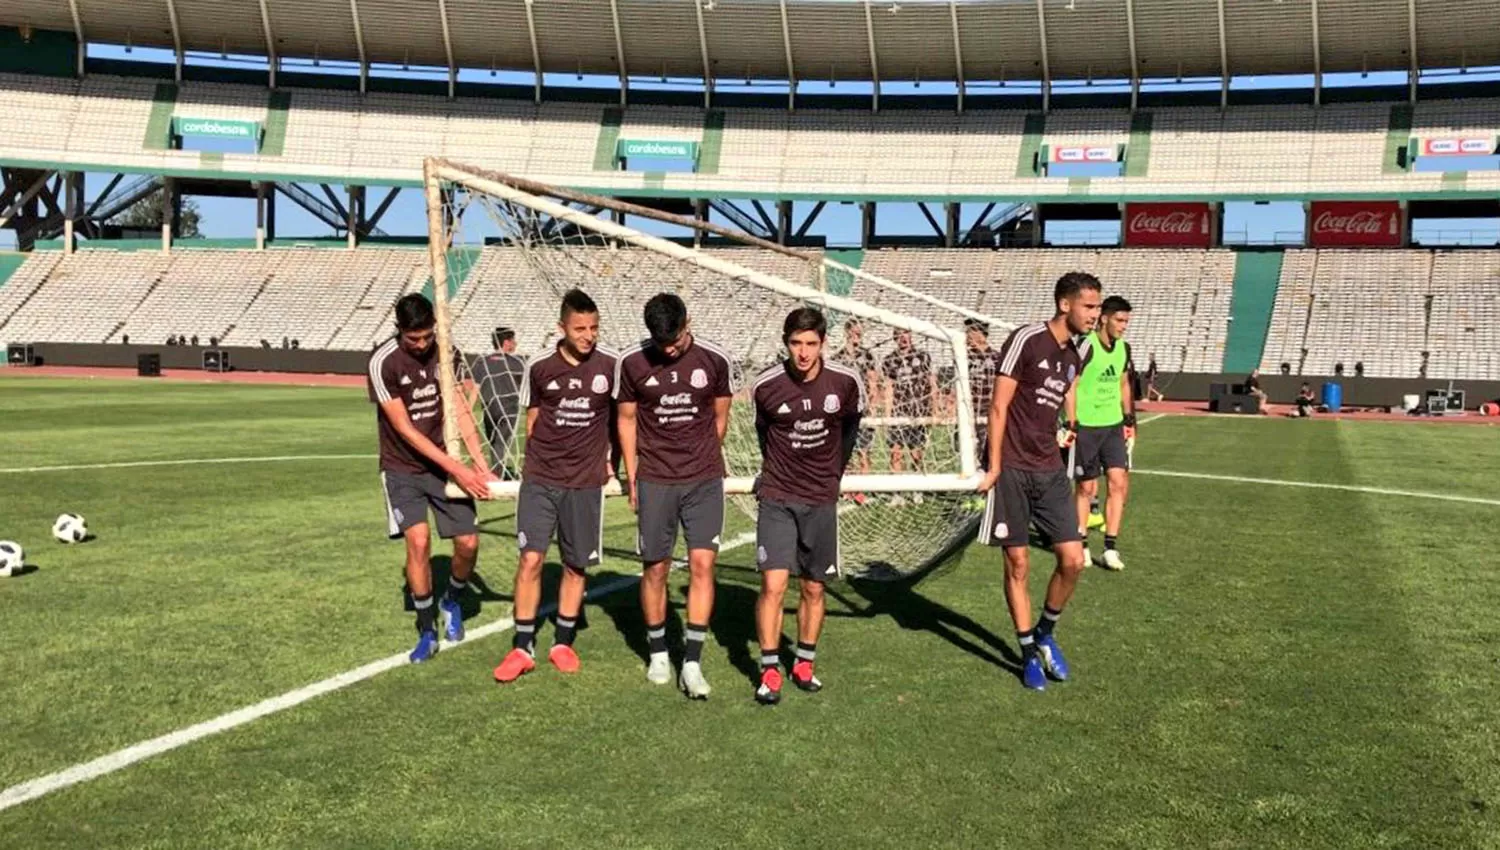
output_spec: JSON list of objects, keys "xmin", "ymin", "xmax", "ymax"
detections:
[{"xmin": 424, "ymin": 157, "xmax": 986, "ymax": 499}]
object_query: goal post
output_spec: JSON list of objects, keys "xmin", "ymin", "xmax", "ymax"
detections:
[{"xmin": 424, "ymin": 157, "xmax": 1006, "ymax": 576}]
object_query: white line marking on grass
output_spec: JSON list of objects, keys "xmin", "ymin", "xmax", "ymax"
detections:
[
  {"xmin": 0, "ymin": 528, "xmax": 761, "ymax": 812},
  {"xmin": 0, "ymin": 454, "xmax": 378, "ymax": 475},
  {"xmin": 1133, "ymin": 468, "xmax": 1500, "ymax": 508},
  {"xmin": 1136, "ymin": 413, "xmax": 1168, "ymax": 426}
]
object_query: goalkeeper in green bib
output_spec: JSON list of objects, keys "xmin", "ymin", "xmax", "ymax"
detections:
[{"xmin": 1064, "ymin": 295, "xmax": 1136, "ymax": 571}]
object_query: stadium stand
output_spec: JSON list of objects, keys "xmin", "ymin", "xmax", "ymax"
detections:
[
  {"xmin": 1258, "ymin": 249, "xmax": 1500, "ymax": 381},
  {"xmin": 858, "ymin": 248, "xmax": 1235, "ymax": 374},
  {"xmin": 11, "ymin": 71, "xmax": 1500, "ymax": 196},
  {"xmin": 4, "ymin": 237, "xmax": 1500, "ymax": 382}
]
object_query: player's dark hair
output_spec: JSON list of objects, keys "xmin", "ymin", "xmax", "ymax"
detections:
[
  {"xmin": 643, "ymin": 292, "xmax": 688, "ymax": 347},
  {"xmin": 1102, "ymin": 295, "xmax": 1133, "ymax": 315},
  {"xmin": 963, "ymin": 317, "xmax": 990, "ymax": 336},
  {"xmin": 1054, "ymin": 272, "xmax": 1102, "ymax": 304},
  {"xmin": 782, "ymin": 307, "xmax": 827, "ymax": 343},
  {"xmin": 394, "ymin": 293, "xmax": 436, "ymax": 331},
  {"xmin": 844, "ymin": 318, "xmax": 862, "ymax": 333},
  {"xmin": 559, "ymin": 288, "xmax": 598, "ymax": 322},
  {"xmin": 491, "ymin": 327, "xmax": 515, "ymax": 349}
]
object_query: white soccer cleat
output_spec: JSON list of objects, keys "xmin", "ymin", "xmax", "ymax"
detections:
[
  {"xmin": 679, "ymin": 661, "xmax": 712, "ymax": 700},
  {"xmin": 1081, "ymin": 547, "xmax": 1094, "ymax": 568},
  {"xmin": 1100, "ymin": 549, "xmax": 1126, "ymax": 571},
  {"xmin": 646, "ymin": 651, "xmax": 672, "ymax": 685}
]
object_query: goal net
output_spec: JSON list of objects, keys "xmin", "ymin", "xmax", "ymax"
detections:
[{"xmin": 424, "ymin": 158, "xmax": 1004, "ymax": 578}]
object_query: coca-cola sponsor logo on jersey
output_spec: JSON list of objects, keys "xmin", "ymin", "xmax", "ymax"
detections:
[
  {"xmin": 1308, "ymin": 201, "xmax": 1403, "ymax": 248},
  {"xmin": 1122, "ymin": 203, "xmax": 1213, "ymax": 248}
]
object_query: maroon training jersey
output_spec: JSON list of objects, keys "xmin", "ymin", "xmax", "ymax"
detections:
[
  {"xmin": 994, "ymin": 322, "xmax": 1091, "ymax": 472},
  {"xmin": 368, "ymin": 337, "xmax": 447, "ymax": 476},
  {"xmin": 881, "ymin": 348, "xmax": 934, "ymax": 415},
  {"xmin": 615, "ymin": 336, "xmax": 734, "ymax": 484},
  {"xmin": 968, "ymin": 345, "xmax": 1004, "ymax": 417},
  {"xmin": 753, "ymin": 359, "xmax": 865, "ymax": 505},
  {"xmin": 521, "ymin": 344, "xmax": 620, "ymax": 489}
]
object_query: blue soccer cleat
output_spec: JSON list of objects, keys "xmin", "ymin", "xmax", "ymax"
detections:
[
  {"xmin": 439, "ymin": 596, "xmax": 465, "ymax": 642},
  {"xmin": 409, "ymin": 629, "xmax": 440, "ymax": 663},
  {"xmin": 1035, "ymin": 634, "xmax": 1070, "ymax": 682},
  {"xmin": 1021, "ymin": 655, "xmax": 1047, "ymax": 690}
]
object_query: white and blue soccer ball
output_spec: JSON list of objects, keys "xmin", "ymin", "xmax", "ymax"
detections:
[
  {"xmin": 0, "ymin": 541, "xmax": 23, "ymax": 577},
  {"xmin": 52, "ymin": 513, "xmax": 88, "ymax": 544}
]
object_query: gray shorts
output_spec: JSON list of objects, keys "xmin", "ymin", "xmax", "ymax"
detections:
[
  {"xmin": 637, "ymin": 477, "xmax": 724, "ymax": 563},
  {"xmin": 1069, "ymin": 424, "xmax": 1130, "ymax": 480},
  {"xmin": 756, "ymin": 499, "xmax": 840, "ymax": 583},
  {"xmin": 381, "ymin": 470, "xmax": 478, "ymax": 540},
  {"xmin": 979, "ymin": 466, "xmax": 1080, "ymax": 549},
  {"xmin": 517, "ymin": 480, "xmax": 605, "ymax": 569}
]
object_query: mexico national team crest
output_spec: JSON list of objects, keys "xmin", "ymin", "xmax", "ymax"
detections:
[
  {"xmin": 823, "ymin": 393, "xmax": 841, "ymax": 413},
  {"xmin": 690, "ymin": 368, "xmax": 708, "ymax": 389},
  {"xmin": 591, "ymin": 374, "xmax": 609, "ymax": 394}
]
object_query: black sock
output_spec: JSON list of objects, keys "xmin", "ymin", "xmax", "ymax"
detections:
[
  {"xmin": 413, "ymin": 594, "xmax": 436, "ymax": 634},
  {"xmin": 1017, "ymin": 629, "xmax": 1037, "ymax": 660},
  {"xmin": 444, "ymin": 576, "xmax": 468, "ymax": 602},
  {"xmin": 760, "ymin": 649, "xmax": 780, "ymax": 671},
  {"xmin": 1090, "ymin": 496, "xmax": 1101, "ymax": 514},
  {"xmin": 1104, "ymin": 535, "xmax": 1118, "ymax": 552},
  {"xmin": 1036, "ymin": 606, "xmax": 1062, "ymax": 638},
  {"xmin": 645, "ymin": 621, "xmax": 668, "ymax": 655},
  {"xmin": 554, "ymin": 614, "xmax": 578, "ymax": 647},
  {"xmin": 514, "ymin": 617, "xmax": 537, "ymax": 654},
  {"xmin": 794, "ymin": 641, "xmax": 816, "ymax": 667},
  {"xmin": 684, "ymin": 622, "xmax": 707, "ymax": 664}
]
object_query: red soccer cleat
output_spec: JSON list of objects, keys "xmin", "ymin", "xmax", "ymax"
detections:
[
  {"xmin": 790, "ymin": 660, "xmax": 823, "ymax": 692},
  {"xmin": 548, "ymin": 644, "xmax": 581, "ymax": 674},
  {"xmin": 493, "ymin": 648, "xmax": 536, "ymax": 683},
  {"xmin": 755, "ymin": 668, "xmax": 783, "ymax": 705}
]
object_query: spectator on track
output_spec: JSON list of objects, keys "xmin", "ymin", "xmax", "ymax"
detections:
[
  {"xmin": 1143, "ymin": 354, "xmax": 1164, "ymax": 402},
  {"xmin": 1292, "ymin": 382, "xmax": 1316, "ymax": 418},
  {"xmin": 1245, "ymin": 368, "xmax": 1270, "ymax": 415}
]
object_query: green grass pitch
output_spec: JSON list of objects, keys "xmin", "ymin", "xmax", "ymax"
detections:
[{"xmin": 1, "ymin": 375, "xmax": 1498, "ymax": 848}]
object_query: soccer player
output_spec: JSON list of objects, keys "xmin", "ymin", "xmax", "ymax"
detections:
[
  {"xmin": 881, "ymin": 329, "xmax": 936, "ymax": 473},
  {"xmin": 468, "ymin": 326, "xmax": 527, "ymax": 478},
  {"xmin": 831, "ymin": 319, "xmax": 879, "ymax": 478},
  {"xmin": 1066, "ymin": 295, "xmax": 1136, "ymax": 571},
  {"xmin": 493, "ymin": 290, "xmax": 619, "ymax": 683},
  {"xmin": 368, "ymin": 293, "xmax": 495, "ymax": 663},
  {"xmin": 615, "ymin": 293, "xmax": 734, "ymax": 699},
  {"xmin": 964, "ymin": 317, "xmax": 1004, "ymax": 465},
  {"xmin": 750, "ymin": 307, "xmax": 865, "ymax": 705},
  {"xmin": 976, "ymin": 272, "xmax": 1102, "ymax": 690}
]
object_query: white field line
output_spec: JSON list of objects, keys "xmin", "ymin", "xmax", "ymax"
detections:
[
  {"xmin": 1135, "ymin": 413, "xmax": 1168, "ymax": 426},
  {"xmin": 0, "ymin": 454, "xmax": 378, "ymax": 475},
  {"xmin": 1132, "ymin": 469, "xmax": 1500, "ymax": 507},
  {"xmin": 0, "ymin": 528, "xmax": 758, "ymax": 813},
  {"xmin": 1132, "ymin": 412, "xmax": 1500, "ymax": 507}
]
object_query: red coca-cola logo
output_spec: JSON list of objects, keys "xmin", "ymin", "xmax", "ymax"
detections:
[
  {"xmin": 1129, "ymin": 211, "xmax": 1198, "ymax": 234},
  {"xmin": 1121, "ymin": 203, "xmax": 1212, "ymax": 247},
  {"xmin": 1307, "ymin": 202, "xmax": 1402, "ymax": 247},
  {"xmin": 1312, "ymin": 210, "xmax": 1386, "ymax": 235}
]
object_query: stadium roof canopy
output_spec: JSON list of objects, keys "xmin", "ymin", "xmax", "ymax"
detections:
[{"xmin": 1, "ymin": 0, "xmax": 1497, "ymax": 106}]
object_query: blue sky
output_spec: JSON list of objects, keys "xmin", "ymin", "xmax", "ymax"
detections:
[{"xmin": 4, "ymin": 42, "xmax": 1500, "ymax": 250}]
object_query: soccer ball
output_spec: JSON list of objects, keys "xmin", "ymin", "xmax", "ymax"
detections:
[
  {"xmin": 52, "ymin": 513, "xmax": 88, "ymax": 544},
  {"xmin": 0, "ymin": 541, "xmax": 22, "ymax": 577}
]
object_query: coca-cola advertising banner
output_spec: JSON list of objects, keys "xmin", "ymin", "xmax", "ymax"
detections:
[
  {"xmin": 1308, "ymin": 201, "xmax": 1404, "ymax": 248},
  {"xmin": 1122, "ymin": 203, "xmax": 1213, "ymax": 248}
]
